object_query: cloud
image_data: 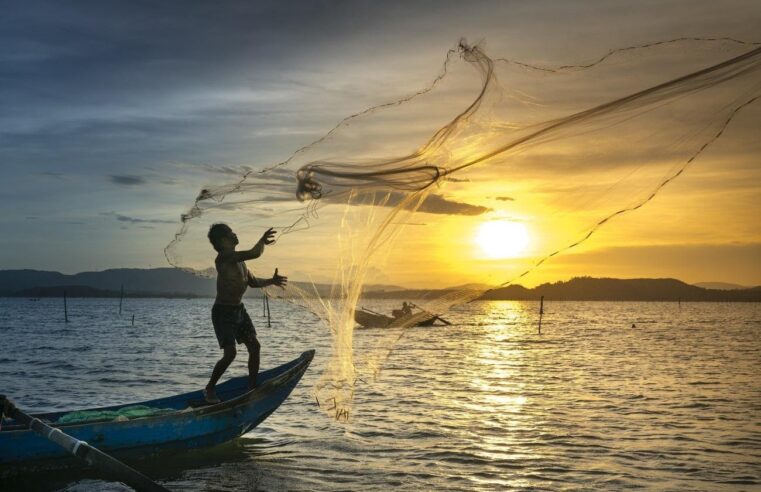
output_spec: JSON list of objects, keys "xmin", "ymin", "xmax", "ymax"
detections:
[
  {"xmin": 361, "ymin": 192, "xmax": 490, "ymax": 216},
  {"xmin": 494, "ymin": 196, "xmax": 514, "ymax": 201},
  {"xmin": 202, "ymin": 165, "xmax": 254, "ymax": 176},
  {"xmin": 101, "ymin": 211, "xmax": 175, "ymax": 225},
  {"xmin": 109, "ymin": 175, "xmax": 146, "ymax": 186},
  {"xmin": 334, "ymin": 190, "xmax": 490, "ymax": 216},
  {"xmin": 417, "ymin": 193, "xmax": 491, "ymax": 216}
]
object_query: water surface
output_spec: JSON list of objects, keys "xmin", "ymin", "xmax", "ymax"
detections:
[{"xmin": 1, "ymin": 298, "xmax": 759, "ymax": 491}]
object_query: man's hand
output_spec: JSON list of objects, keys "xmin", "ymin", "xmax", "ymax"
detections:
[
  {"xmin": 272, "ymin": 268, "xmax": 287, "ymax": 289},
  {"xmin": 259, "ymin": 227, "xmax": 277, "ymax": 246}
]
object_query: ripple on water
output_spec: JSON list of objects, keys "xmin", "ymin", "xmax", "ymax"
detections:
[{"xmin": 0, "ymin": 298, "xmax": 760, "ymax": 491}]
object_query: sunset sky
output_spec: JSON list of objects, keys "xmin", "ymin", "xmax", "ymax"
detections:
[{"xmin": 1, "ymin": 0, "xmax": 760, "ymax": 288}]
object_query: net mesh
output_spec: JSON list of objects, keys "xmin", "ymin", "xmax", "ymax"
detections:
[{"xmin": 165, "ymin": 38, "xmax": 761, "ymax": 420}]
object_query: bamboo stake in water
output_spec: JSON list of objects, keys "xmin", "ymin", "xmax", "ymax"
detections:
[
  {"xmin": 119, "ymin": 284, "xmax": 124, "ymax": 315},
  {"xmin": 64, "ymin": 290, "xmax": 69, "ymax": 323},
  {"xmin": 265, "ymin": 293, "xmax": 272, "ymax": 328},
  {"xmin": 538, "ymin": 296, "xmax": 544, "ymax": 335}
]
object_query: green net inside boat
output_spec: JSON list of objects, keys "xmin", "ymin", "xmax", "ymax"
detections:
[{"xmin": 57, "ymin": 405, "xmax": 177, "ymax": 424}]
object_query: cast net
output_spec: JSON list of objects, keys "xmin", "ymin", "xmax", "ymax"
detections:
[{"xmin": 165, "ymin": 38, "xmax": 761, "ymax": 420}]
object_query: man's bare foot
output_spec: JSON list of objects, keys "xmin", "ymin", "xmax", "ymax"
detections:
[
  {"xmin": 247, "ymin": 382, "xmax": 257, "ymax": 391},
  {"xmin": 203, "ymin": 387, "xmax": 221, "ymax": 404}
]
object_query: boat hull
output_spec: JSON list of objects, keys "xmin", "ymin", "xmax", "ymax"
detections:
[
  {"xmin": 0, "ymin": 350, "xmax": 314, "ymax": 477},
  {"xmin": 354, "ymin": 309, "xmax": 437, "ymax": 328}
]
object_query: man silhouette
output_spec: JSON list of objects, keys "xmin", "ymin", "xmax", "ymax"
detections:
[{"xmin": 203, "ymin": 224, "xmax": 287, "ymax": 404}]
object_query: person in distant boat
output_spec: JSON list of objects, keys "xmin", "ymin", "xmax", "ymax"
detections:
[
  {"xmin": 203, "ymin": 223, "xmax": 287, "ymax": 404},
  {"xmin": 401, "ymin": 301, "xmax": 413, "ymax": 317}
]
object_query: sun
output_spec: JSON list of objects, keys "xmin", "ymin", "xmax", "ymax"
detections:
[{"xmin": 475, "ymin": 220, "xmax": 529, "ymax": 259}]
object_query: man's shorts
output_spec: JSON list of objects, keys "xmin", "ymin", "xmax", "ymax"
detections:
[{"xmin": 211, "ymin": 304, "xmax": 257, "ymax": 349}]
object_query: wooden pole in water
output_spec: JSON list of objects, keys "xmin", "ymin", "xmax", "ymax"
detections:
[
  {"xmin": 131, "ymin": 313, "xmax": 135, "ymax": 326},
  {"xmin": 538, "ymin": 296, "xmax": 544, "ymax": 335},
  {"xmin": 64, "ymin": 290, "xmax": 69, "ymax": 323},
  {"xmin": 262, "ymin": 293, "xmax": 266, "ymax": 316},
  {"xmin": 265, "ymin": 293, "xmax": 271, "ymax": 328},
  {"xmin": 119, "ymin": 284, "xmax": 124, "ymax": 315}
]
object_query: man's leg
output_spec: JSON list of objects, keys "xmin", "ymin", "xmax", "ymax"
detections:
[
  {"xmin": 244, "ymin": 338, "xmax": 260, "ymax": 389},
  {"xmin": 206, "ymin": 344, "xmax": 237, "ymax": 398}
]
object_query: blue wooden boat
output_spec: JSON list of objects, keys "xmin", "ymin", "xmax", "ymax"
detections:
[{"xmin": 0, "ymin": 349, "xmax": 314, "ymax": 478}]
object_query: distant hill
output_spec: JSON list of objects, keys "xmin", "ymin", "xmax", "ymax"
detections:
[
  {"xmin": 364, "ymin": 277, "xmax": 761, "ymax": 302},
  {"xmin": 1, "ymin": 270, "xmax": 759, "ymax": 301},
  {"xmin": 693, "ymin": 282, "xmax": 750, "ymax": 290},
  {"xmin": 0, "ymin": 268, "xmax": 216, "ymax": 297},
  {"xmin": 477, "ymin": 277, "xmax": 761, "ymax": 302},
  {"xmin": 0, "ymin": 268, "xmax": 402, "ymax": 298}
]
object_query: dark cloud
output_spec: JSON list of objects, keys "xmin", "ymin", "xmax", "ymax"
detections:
[
  {"xmin": 494, "ymin": 196, "xmax": 514, "ymax": 201},
  {"xmin": 418, "ymin": 193, "xmax": 491, "ymax": 216},
  {"xmin": 374, "ymin": 192, "xmax": 490, "ymax": 216},
  {"xmin": 101, "ymin": 211, "xmax": 174, "ymax": 224},
  {"xmin": 109, "ymin": 175, "xmax": 146, "ymax": 186},
  {"xmin": 203, "ymin": 165, "xmax": 254, "ymax": 176},
  {"xmin": 336, "ymin": 190, "xmax": 490, "ymax": 216}
]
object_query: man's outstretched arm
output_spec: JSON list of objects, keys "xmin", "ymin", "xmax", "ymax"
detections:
[
  {"xmin": 248, "ymin": 268, "xmax": 288, "ymax": 289},
  {"xmin": 219, "ymin": 228, "xmax": 276, "ymax": 263}
]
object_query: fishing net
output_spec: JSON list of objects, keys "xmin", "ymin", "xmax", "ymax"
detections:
[
  {"xmin": 57, "ymin": 405, "xmax": 176, "ymax": 424},
  {"xmin": 165, "ymin": 38, "xmax": 761, "ymax": 420}
]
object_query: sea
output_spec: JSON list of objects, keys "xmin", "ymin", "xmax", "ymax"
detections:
[{"xmin": 1, "ymin": 297, "xmax": 759, "ymax": 491}]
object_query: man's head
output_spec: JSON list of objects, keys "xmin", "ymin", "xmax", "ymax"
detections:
[{"xmin": 208, "ymin": 223, "xmax": 239, "ymax": 252}]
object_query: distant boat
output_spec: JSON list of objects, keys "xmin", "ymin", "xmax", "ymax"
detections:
[
  {"xmin": 354, "ymin": 307, "xmax": 438, "ymax": 328},
  {"xmin": 0, "ymin": 350, "xmax": 314, "ymax": 477}
]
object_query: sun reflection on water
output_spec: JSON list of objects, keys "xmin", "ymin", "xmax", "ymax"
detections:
[{"xmin": 4, "ymin": 298, "xmax": 759, "ymax": 490}]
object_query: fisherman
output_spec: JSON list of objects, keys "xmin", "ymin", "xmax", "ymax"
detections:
[
  {"xmin": 203, "ymin": 224, "xmax": 287, "ymax": 404},
  {"xmin": 401, "ymin": 301, "xmax": 413, "ymax": 317}
]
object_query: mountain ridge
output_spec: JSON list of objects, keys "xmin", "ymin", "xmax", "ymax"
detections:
[
  {"xmin": 1, "ymin": 269, "xmax": 759, "ymax": 301},
  {"xmin": 364, "ymin": 277, "xmax": 761, "ymax": 302},
  {"xmin": 0, "ymin": 268, "xmax": 400, "ymax": 298}
]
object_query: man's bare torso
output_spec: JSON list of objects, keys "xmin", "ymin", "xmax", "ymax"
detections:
[{"xmin": 215, "ymin": 257, "xmax": 248, "ymax": 305}]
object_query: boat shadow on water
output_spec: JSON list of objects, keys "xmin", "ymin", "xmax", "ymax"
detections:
[{"xmin": 2, "ymin": 439, "xmax": 259, "ymax": 491}]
